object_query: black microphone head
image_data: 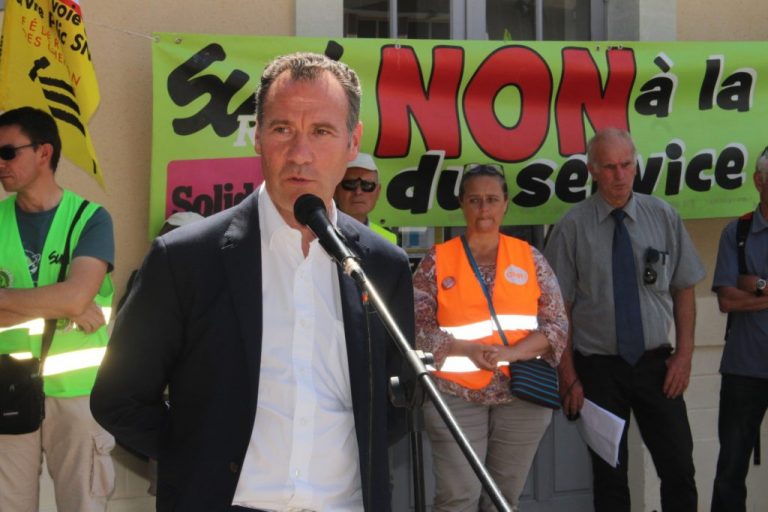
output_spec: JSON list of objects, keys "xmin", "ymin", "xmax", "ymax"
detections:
[{"xmin": 293, "ymin": 194, "xmax": 326, "ymax": 227}]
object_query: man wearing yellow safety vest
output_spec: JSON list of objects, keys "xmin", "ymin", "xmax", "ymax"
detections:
[
  {"xmin": 334, "ymin": 152, "xmax": 398, "ymax": 244},
  {"xmin": 0, "ymin": 107, "xmax": 115, "ymax": 512}
]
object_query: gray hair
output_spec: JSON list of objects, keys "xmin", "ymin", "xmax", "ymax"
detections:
[
  {"xmin": 254, "ymin": 52, "xmax": 361, "ymax": 135},
  {"xmin": 756, "ymin": 147, "xmax": 768, "ymax": 176},
  {"xmin": 586, "ymin": 128, "xmax": 637, "ymax": 168}
]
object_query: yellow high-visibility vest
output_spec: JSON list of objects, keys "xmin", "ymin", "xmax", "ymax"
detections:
[{"xmin": 0, "ymin": 190, "xmax": 113, "ymax": 398}]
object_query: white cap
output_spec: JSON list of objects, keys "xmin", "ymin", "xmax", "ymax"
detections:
[
  {"xmin": 164, "ymin": 211, "xmax": 205, "ymax": 228},
  {"xmin": 347, "ymin": 152, "xmax": 378, "ymax": 172}
]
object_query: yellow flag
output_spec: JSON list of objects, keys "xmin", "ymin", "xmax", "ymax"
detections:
[{"xmin": 0, "ymin": 0, "xmax": 104, "ymax": 187}]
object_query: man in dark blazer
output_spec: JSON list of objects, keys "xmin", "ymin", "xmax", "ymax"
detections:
[{"xmin": 90, "ymin": 52, "xmax": 415, "ymax": 512}]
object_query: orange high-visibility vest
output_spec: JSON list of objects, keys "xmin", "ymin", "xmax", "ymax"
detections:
[{"xmin": 434, "ymin": 235, "xmax": 541, "ymax": 389}]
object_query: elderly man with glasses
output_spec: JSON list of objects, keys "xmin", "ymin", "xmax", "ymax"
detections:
[{"xmin": 334, "ymin": 152, "xmax": 397, "ymax": 244}]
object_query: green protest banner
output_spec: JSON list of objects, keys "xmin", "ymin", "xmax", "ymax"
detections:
[{"xmin": 151, "ymin": 34, "xmax": 765, "ymax": 235}]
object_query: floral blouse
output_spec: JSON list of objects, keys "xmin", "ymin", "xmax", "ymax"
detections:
[{"xmin": 413, "ymin": 244, "xmax": 568, "ymax": 404}]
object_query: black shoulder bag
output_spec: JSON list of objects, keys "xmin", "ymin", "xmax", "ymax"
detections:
[
  {"xmin": 0, "ymin": 200, "xmax": 90, "ymax": 434},
  {"xmin": 460, "ymin": 235, "xmax": 561, "ymax": 410}
]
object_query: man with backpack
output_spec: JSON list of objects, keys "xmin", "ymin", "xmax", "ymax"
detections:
[{"xmin": 711, "ymin": 148, "xmax": 768, "ymax": 512}]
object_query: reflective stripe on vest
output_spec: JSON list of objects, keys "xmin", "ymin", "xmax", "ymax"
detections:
[
  {"xmin": 0, "ymin": 305, "xmax": 111, "ymax": 377},
  {"xmin": 434, "ymin": 235, "xmax": 541, "ymax": 389},
  {"xmin": 0, "ymin": 306, "xmax": 112, "ymax": 338},
  {"xmin": 0, "ymin": 191, "xmax": 113, "ymax": 397},
  {"xmin": 440, "ymin": 314, "xmax": 538, "ymax": 340},
  {"xmin": 0, "ymin": 318, "xmax": 46, "ymax": 336}
]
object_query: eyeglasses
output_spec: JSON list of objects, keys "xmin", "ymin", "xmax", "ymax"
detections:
[
  {"xmin": 340, "ymin": 178, "xmax": 377, "ymax": 193},
  {"xmin": 643, "ymin": 248, "xmax": 659, "ymax": 285},
  {"xmin": 462, "ymin": 163, "xmax": 505, "ymax": 178},
  {"xmin": 0, "ymin": 143, "xmax": 38, "ymax": 161}
]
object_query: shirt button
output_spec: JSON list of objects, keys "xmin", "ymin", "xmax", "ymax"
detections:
[{"xmin": 294, "ymin": 469, "xmax": 301, "ymax": 477}]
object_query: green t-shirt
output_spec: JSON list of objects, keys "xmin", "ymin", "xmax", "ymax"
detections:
[{"xmin": 16, "ymin": 202, "xmax": 114, "ymax": 285}]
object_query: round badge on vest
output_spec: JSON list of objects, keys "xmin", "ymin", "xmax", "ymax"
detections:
[
  {"xmin": 441, "ymin": 276, "xmax": 456, "ymax": 290},
  {"xmin": 0, "ymin": 268, "xmax": 12, "ymax": 288},
  {"xmin": 504, "ymin": 264, "xmax": 528, "ymax": 285}
]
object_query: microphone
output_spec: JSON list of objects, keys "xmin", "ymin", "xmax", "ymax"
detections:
[{"xmin": 293, "ymin": 194, "xmax": 363, "ymax": 277}]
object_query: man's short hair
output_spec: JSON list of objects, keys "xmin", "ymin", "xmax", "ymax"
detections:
[
  {"xmin": 255, "ymin": 52, "xmax": 361, "ymax": 135},
  {"xmin": 586, "ymin": 127, "xmax": 636, "ymax": 168},
  {"xmin": 0, "ymin": 107, "xmax": 62, "ymax": 171}
]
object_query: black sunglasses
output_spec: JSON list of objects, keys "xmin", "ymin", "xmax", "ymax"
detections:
[
  {"xmin": 644, "ymin": 248, "xmax": 659, "ymax": 285},
  {"xmin": 340, "ymin": 178, "xmax": 377, "ymax": 193},
  {"xmin": 0, "ymin": 143, "xmax": 38, "ymax": 161},
  {"xmin": 462, "ymin": 163, "xmax": 505, "ymax": 177}
]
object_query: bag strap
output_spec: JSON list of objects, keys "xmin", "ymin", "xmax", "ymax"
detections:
[
  {"xmin": 724, "ymin": 211, "xmax": 754, "ymax": 342},
  {"xmin": 39, "ymin": 199, "xmax": 91, "ymax": 365},
  {"xmin": 460, "ymin": 235, "xmax": 510, "ymax": 347},
  {"xmin": 736, "ymin": 211, "xmax": 753, "ymax": 275}
]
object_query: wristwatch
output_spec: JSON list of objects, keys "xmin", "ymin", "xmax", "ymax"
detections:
[{"xmin": 756, "ymin": 278, "xmax": 767, "ymax": 297}]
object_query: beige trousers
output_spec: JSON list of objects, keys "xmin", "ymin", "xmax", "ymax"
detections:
[
  {"xmin": 424, "ymin": 393, "xmax": 552, "ymax": 512},
  {"xmin": 0, "ymin": 395, "xmax": 115, "ymax": 512}
]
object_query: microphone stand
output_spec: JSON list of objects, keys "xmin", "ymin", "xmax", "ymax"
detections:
[{"xmin": 341, "ymin": 258, "xmax": 512, "ymax": 512}]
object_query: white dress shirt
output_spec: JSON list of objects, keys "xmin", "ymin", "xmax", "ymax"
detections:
[{"xmin": 232, "ymin": 185, "xmax": 362, "ymax": 511}]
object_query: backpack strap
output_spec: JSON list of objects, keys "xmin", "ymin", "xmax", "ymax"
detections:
[
  {"xmin": 736, "ymin": 211, "xmax": 754, "ymax": 275},
  {"xmin": 725, "ymin": 211, "xmax": 755, "ymax": 342}
]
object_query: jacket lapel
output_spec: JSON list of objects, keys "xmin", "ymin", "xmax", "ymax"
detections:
[
  {"xmin": 337, "ymin": 217, "xmax": 370, "ymax": 402},
  {"xmin": 221, "ymin": 193, "xmax": 263, "ymax": 416},
  {"xmin": 336, "ymin": 217, "xmax": 377, "ymax": 502}
]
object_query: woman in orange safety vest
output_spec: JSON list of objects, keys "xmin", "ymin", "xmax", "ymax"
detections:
[{"xmin": 412, "ymin": 164, "xmax": 568, "ymax": 511}]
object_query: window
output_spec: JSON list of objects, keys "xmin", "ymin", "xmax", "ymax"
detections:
[
  {"xmin": 344, "ymin": 0, "xmax": 450, "ymax": 39},
  {"xmin": 485, "ymin": 0, "xmax": 592, "ymax": 41},
  {"xmin": 344, "ymin": 0, "xmax": 603, "ymax": 41}
]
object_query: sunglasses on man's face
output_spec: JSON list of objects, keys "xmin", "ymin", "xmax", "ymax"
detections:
[
  {"xmin": 340, "ymin": 178, "xmax": 377, "ymax": 193},
  {"xmin": 0, "ymin": 143, "xmax": 38, "ymax": 161}
]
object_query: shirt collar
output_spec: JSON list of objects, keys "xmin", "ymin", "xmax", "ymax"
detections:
[
  {"xmin": 594, "ymin": 192, "xmax": 637, "ymax": 224},
  {"xmin": 257, "ymin": 184, "xmax": 340, "ymax": 249}
]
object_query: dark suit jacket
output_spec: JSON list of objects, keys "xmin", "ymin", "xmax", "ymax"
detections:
[{"xmin": 91, "ymin": 192, "xmax": 415, "ymax": 512}]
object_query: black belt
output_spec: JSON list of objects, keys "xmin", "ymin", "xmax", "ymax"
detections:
[{"xmin": 576, "ymin": 345, "xmax": 672, "ymax": 359}]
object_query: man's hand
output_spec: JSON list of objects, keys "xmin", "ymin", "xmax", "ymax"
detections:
[
  {"xmin": 663, "ymin": 351, "xmax": 691, "ymax": 399},
  {"xmin": 737, "ymin": 274, "xmax": 760, "ymax": 294},
  {"xmin": 558, "ymin": 366, "xmax": 584, "ymax": 419},
  {"xmin": 71, "ymin": 302, "xmax": 106, "ymax": 334}
]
